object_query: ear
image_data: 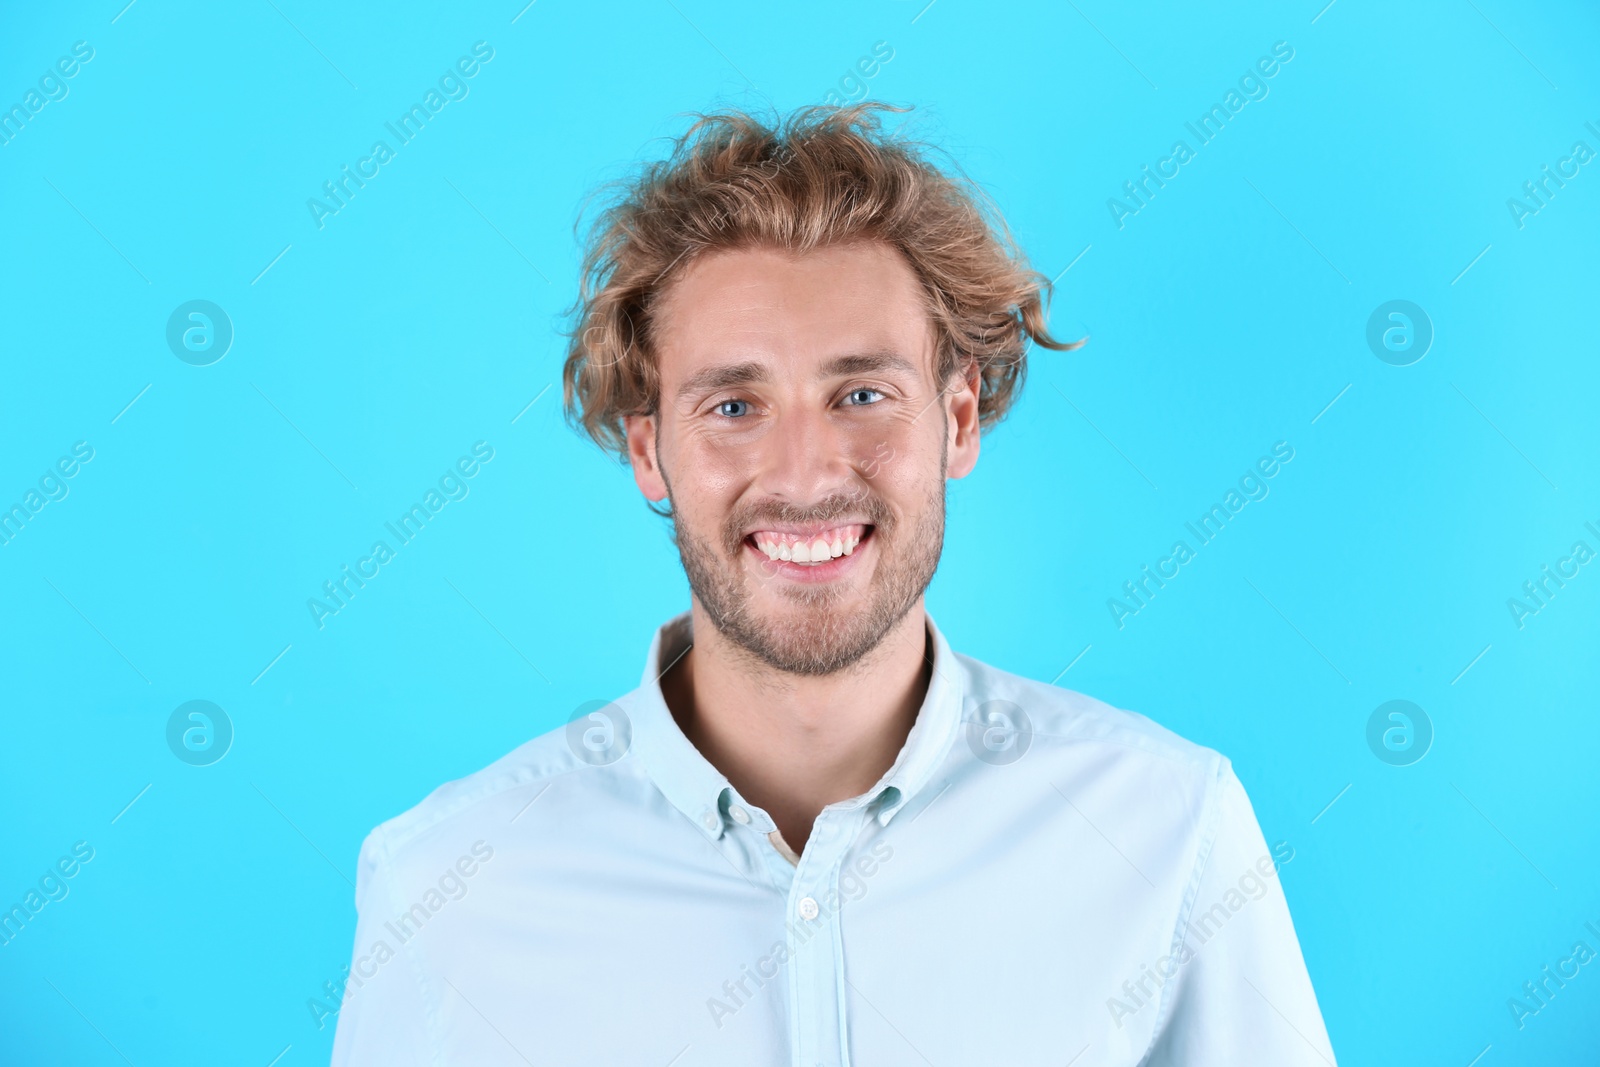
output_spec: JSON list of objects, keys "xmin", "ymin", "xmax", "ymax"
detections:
[
  {"xmin": 624, "ymin": 413, "xmax": 670, "ymax": 502},
  {"xmin": 945, "ymin": 358, "xmax": 982, "ymax": 480}
]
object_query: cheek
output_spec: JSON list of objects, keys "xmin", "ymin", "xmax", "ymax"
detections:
[
  {"xmin": 687, "ymin": 456, "xmax": 746, "ymax": 499},
  {"xmin": 852, "ymin": 414, "xmax": 941, "ymax": 489},
  {"xmin": 663, "ymin": 454, "xmax": 747, "ymax": 545}
]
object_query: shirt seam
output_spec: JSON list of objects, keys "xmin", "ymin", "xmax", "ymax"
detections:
[
  {"xmin": 1138, "ymin": 751, "xmax": 1230, "ymax": 1063},
  {"xmin": 830, "ymin": 847, "xmax": 854, "ymax": 1067},
  {"xmin": 372, "ymin": 820, "xmax": 445, "ymax": 1067},
  {"xmin": 1021, "ymin": 725, "xmax": 1220, "ymax": 772},
  {"xmin": 379, "ymin": 757, "xmax": 615, "ymax": 858}
]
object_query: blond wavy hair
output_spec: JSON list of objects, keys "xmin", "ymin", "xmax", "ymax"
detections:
[{"xmin": 560, "ymin": 101, "xmax": 1081, "ymax": 461}]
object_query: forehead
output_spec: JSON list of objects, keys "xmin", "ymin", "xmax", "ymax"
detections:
[{"xmin": 650, "ymin": 240, "xmax": 935, "ymax": 383}]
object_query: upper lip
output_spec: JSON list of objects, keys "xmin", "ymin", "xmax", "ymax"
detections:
[{"xmin": 743, "ymin": 520, "xmax": 872, "ymax": 538}]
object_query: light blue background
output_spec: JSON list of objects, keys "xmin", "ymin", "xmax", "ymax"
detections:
[{"xmin": 2, "ymin": 0, "xmax": 1597, "ymax": 1063}]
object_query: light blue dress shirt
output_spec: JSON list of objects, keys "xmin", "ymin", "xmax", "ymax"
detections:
[{"xmin": 330, "ymin": 610, "xmax": 1336, "ymax": 1066}]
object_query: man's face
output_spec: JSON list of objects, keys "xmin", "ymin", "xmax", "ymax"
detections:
[{"xmin": 624, "ymin": 239, "xmax": 981, "ymax": 676}]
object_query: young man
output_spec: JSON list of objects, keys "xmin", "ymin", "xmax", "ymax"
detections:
[{"xmin": 330, "ymin": 103, "xmax": 1337, "ymax": 1066}]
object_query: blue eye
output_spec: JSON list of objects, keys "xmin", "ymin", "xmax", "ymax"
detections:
[
  {"xmin": 716, "ymin": 399, "xmax": 751, "ymax": 418},
  {"xmin": 843, "ymin": 388, "xmax": 884, "ymax": 406}
]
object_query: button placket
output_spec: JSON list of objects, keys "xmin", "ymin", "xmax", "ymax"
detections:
[{"xmin": 784, "ymin": 810, "xmax": 862, "ymax": 1067}]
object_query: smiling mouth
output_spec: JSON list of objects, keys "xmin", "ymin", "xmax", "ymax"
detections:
[{"xmin": 745, "ymin": 523, "xmax": 872, "ymax": 566}]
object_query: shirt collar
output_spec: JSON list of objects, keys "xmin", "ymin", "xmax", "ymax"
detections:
[{"xmin": 625, "ymin": 608, "xmax": 965, "ymax": 843}]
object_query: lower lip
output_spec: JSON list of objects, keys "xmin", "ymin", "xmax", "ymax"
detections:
[{"xmin": 743, "ymin": 530, "xmax": 873, "ymax": 584}]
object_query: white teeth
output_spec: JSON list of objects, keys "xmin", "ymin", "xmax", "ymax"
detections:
[{"xmin": 751, "ymin": 527, "xmax": 867, "ymax": 565}]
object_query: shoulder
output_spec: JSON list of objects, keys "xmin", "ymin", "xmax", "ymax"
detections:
[
  {"xmin": 953, "ymin": 650, "xmax": 1232, "ymax": 790},
  {"xmin": 349, "ymin": 717, "xmax": 602, "ymax": 908},
  {"xmin": 951, "ymin": 652, "xmax": 1252, "ymax": 890}
]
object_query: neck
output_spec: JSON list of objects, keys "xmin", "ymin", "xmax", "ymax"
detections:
[{"xmin": 661, "ymin": 600, "xmax": 933, "ymax": 855}]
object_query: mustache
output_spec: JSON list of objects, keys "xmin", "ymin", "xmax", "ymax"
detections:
[{"xmin": 722, "ymin": 488, "xmax": 894, "ymax": 551}]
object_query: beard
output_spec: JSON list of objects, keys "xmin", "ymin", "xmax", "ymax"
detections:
[{"xmin": 666, "ymin": 446, "xmax": 947, "ymax": 677}]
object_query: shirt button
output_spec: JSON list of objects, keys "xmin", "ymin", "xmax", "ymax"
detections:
[
  {"xmin": 702, "ymin": 812, "xmax": 719, "ymax": 831},
  {"xmin": 797, "ymin": 896, "xmax": 820, "ymax": 921},
  {"xmin": 729, "ymin": 805, "xmax": 751, "ymax": 825}
]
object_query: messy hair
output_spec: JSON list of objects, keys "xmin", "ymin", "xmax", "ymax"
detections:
[{"xmin": 560, "ymin": 101, "xmax": 1081, "ymax": 461}]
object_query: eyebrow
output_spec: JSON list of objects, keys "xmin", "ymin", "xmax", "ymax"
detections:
[{"xmin": 674, "ymin": 351, "xmax": 921, "ymax": 402}]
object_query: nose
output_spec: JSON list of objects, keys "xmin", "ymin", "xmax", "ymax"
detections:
[{"xmin": 752, "ymin": 402, "xmax": 857, "ymax": 506}]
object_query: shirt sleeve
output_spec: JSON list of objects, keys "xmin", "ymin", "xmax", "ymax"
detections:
[
  {"xmin": 1139, "ymin": 760, "xmax": 1337, "ymax": 1066},
  {"xmin": 329, "ymin": 826, "xmax": 435, "ymax": 1067}
]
